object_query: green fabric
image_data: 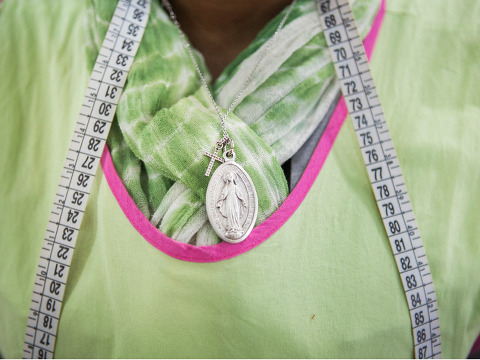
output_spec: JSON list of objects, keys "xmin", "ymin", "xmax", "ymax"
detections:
[
  {"xmin": 0, "ymin": 0, "xmax": 480, "ymax": 358},
  {"xmin": 85, "ymin": 0, "xmax": 379, "ymax": 246}
]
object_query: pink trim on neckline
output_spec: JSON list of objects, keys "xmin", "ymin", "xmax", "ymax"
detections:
[{"xmin": 100, "ymin": 1, "xmax": 386, "ymax": 263}]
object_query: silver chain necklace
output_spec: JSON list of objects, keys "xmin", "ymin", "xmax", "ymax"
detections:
[{"xmin": 162, "ymin": 0, "xmax": 297, "ymax": 243}]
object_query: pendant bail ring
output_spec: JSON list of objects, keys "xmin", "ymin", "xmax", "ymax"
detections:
[
  {"xmin": 223, "ymin": 138, "xmax": 235, "ymax": 162},
  {"xmin": 223, "ymin": 148, "xmax": 236, "ymax": 162}
]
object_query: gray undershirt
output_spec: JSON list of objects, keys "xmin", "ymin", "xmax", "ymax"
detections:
[{"xmin": 287, "ymin": 92, "xmax": 342, "ymax": 191}]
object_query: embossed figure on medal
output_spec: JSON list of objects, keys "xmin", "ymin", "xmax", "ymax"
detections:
[{"xmin": 162, "ymin": 0, "xmax": 297, "ymax": 243}]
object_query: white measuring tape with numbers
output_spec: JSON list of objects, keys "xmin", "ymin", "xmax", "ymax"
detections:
[
  {"xmin": 22, "ymin": 0, "xmax": 151, "ymax": 358},
  {"xmin": 317, "ymin": 0, "xmax": 442, "ymax": 358},
  {"xmin": 22, "ymin": 0, "xmax": 441, "ymax": 358}
]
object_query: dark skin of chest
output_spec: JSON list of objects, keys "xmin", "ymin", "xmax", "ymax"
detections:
[{"xmin": 168, "ymin": 0, "xmax": 292, "ymax": 81}]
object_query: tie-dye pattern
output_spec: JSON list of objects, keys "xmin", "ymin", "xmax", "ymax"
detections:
[{"xmin": 85, "ymin": 0, "xmax": 380, "ymax": 245}]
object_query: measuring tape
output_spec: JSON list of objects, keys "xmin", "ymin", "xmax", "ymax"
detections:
[
  {"xmin": 317, "ymin": 0, "xmax": 441, "ymax": 358},
  {"xmin": 22, "ymin": 0, "xmax": 151, "ymax": 358}
]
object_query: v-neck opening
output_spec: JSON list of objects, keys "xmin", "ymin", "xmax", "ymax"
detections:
[{"xmin": 98, "ymin": 0, "xmax": 385, "ymax": 262}]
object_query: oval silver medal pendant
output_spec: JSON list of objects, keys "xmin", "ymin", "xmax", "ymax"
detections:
[{"xmin": 206, "ymin": 160, "xmax": 258, "ymax": 243}]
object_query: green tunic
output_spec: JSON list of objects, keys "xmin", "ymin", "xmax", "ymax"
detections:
[{"xmin": 0, "ymin": 0, "xmax": 479, "ymax": 358}]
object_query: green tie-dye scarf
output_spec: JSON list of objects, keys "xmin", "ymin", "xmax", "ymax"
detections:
[{"xmin": 85, "ymin": 0, "xmax": 380, "ymax": 246}]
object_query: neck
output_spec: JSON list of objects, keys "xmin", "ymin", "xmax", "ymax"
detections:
[{"xmin": 168, "ymin": 0, "xmax": 292, "ymax": 81}]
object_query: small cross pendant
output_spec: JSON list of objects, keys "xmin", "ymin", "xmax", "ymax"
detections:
[{"xmin": 204, "ymin": 146, "xmax": 224, "ymax": 177}]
